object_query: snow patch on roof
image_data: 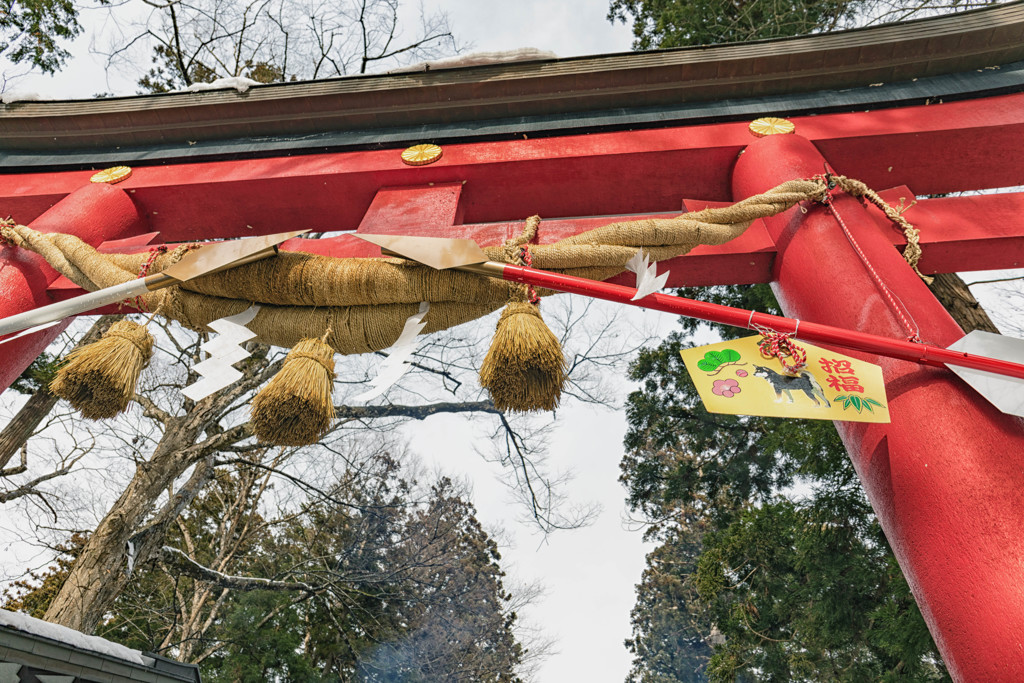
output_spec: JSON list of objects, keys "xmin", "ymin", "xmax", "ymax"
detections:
[
  {"xmin": 0, "ymin": 608, "xmax": 154, "ymax": 666},
  {"xmin": 185, "ymin": 77, "xmax": 261, "ymax": 93},
  {"xmin": 388, "ymin": 48, "xmax": 558, "ymax": 73},
  {"xmin": 1, "ymin": 91, "xmax": 43, "ymax": 104}
]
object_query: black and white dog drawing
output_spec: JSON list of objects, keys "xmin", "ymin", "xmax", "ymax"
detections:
[{"xmin": 751, "ymin": 365, "xmax": 831, "ymax": 407}]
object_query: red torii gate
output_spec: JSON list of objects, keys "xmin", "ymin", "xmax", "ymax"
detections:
[{"xmin": 3, "ymin": 6, "xmax": 1024, "ymax": 680}]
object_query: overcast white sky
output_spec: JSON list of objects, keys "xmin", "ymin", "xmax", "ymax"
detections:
[
  {"xmin": 3, "ymin": 3, "xmax": 662, "ymax": 682},
  {"xmin": 14, "ymin": 0, "xmax": 637, "ymax": 98}
]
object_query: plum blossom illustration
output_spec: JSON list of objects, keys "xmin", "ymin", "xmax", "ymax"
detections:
[{"xmin": 712, "ymin": 378, "xmax": 742, "ymax": 398}]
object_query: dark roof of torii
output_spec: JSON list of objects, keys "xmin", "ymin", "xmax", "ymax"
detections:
[{"xmin": 3, "ymin": 1, "xmax": 1024, "ymax": 170}]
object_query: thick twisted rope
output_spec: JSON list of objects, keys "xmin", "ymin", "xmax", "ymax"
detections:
[{"xmin": 1, "ymin": 176, "xmax": 865, "ymax": 355}]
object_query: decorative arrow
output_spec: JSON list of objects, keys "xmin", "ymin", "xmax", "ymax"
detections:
[
  {"xmin": 357, "ymin": 233, "xmax": 1024, "ymax": 416},
  {"xmin": 0, "ymin": 229, "xmax": 308, "ymax": 339}
]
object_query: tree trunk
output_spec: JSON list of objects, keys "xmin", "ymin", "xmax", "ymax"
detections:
[
  {"xmin": 0, "ymin": 316, "xmax": 119, "ymax": 470},
  {"xmin": 42, "ymin": 418, "xmax": 203, "ymax": 632},
  {"xmin": 0, "ymin": 390, "xmax": 59, "ymax": 471},
  {"xmin": 927, "ymin": 272, "xmax": 1000, "ymax": 334}
]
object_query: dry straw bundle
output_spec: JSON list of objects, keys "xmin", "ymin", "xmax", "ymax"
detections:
[
  {"xmin": 480, "ymin": 301, "xmax": 567, "ymax": 412},
  {"xmin": 250, "ymin": 335, "xmax": 336, "ymax": 446},
  {"xmin": 50, "ymin": 319, "xmax": 154, "ymax": 419}
]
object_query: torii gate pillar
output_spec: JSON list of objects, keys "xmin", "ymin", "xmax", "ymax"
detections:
[{"xmin": 734, "ymin": 133, "xmax": 1024, "ymax": 681}]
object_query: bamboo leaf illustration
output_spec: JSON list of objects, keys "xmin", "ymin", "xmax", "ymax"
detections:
[{"xmin": 851, "ymin": 396, "xmax": 862, "ymax": 411}]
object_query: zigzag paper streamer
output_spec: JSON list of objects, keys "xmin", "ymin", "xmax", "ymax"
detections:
[
  {"xmin": 181, "ymin": 306, "xmax": 260, "ymax": 401},
  {"xmin": 354, "ymin": 302, "xmax": 430, "ymax": 401},
  {"xmin": 625, "ymin": 250, "xmax": 670, "ymax": 301}
]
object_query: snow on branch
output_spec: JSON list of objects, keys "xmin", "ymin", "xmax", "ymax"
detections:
[{"xmin": 159, "ymin": 546, "xmax": 317, "ymax": 593}]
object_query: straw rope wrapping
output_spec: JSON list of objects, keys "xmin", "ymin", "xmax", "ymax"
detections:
[
  {"xmin": 480, "ymin": 216, "xmax": 569, "ymax": 412},
  {"xmin": 250, "ymin": 333, "xmax": 337, "ymax": 446},
  {"xmin": 824, "ymin": 174, "xmax": 933, "ymax": 284},
  {"xmin": 50, "ymin": 320, "xmax": 154, "ymax": 419},
  {"xmin": 0, "ymin": 178, "xmax": 830, "ymax": 360}
]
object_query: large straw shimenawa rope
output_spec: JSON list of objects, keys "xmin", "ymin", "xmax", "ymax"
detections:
[
  {"xmin": 2, "ymin": 178, "xmax": 839, "ymax": 355},
  {"xmin": 4, "ymin": 175, "xmax": 927, "ymax": 357}
]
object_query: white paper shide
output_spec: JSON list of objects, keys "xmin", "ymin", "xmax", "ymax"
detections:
[
  {"xmin": 355, "ymin": 302, "xmax": 430, "ymax": 401},
  {"xmin": 182, "ymin": 306, "xmax": 260, "ymax": 401}
]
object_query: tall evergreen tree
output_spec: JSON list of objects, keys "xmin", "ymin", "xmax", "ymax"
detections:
[{"xmin": 621, "ymin": 286, "xmax": 949, "ymax": 682}]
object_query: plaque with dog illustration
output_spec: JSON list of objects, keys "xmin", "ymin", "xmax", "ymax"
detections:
[{"xmin": 680, "ymin": 336, "xmax": 890, "ymax": 423}]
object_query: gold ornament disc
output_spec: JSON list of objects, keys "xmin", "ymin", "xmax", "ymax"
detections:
[
  {"xmin": 401, "ymin": 144, "xmax": 443, "ymax": 166},
  {"xmin": 748, "ymin": 117, "xmax": 796, "ymax": 137},
  {"xmin": 90, "ymin": 166, "xmax": 133, "ymax": 184}
]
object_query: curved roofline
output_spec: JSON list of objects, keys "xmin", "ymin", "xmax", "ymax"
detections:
[{"xmin": 3, "ymin": 2, "xmax": 1024, "ymax": 168}]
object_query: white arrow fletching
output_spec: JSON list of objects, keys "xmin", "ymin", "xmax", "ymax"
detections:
[
  {"xmin": 625, "ymin": 250, "xmax": 670, "ymax": 301},
  {"xmin": 947, "ymin": 330, "xmax": 1024, "ymax": 418}
]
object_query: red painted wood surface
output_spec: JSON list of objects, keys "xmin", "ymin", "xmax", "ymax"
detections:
[
  {"xmin": 733, "ymin": 133, "xmax": 1024, "ymax": 683},
  {"xmin": 0, "ymin": 184, "xmax": 149, "ymax": 391},
  {"xmin": 5, "ymin": 90, "xmax": 1024, "ymax": 240}
]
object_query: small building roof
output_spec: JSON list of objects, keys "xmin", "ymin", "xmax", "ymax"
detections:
[{"xmin": 0, "ymin": 609, "xmax": 200, "ymax": 683}]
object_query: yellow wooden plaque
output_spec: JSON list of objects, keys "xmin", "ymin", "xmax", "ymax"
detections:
[{"xmin": 680, "ymin": 335, "xmax": 889, "ymax": 423}]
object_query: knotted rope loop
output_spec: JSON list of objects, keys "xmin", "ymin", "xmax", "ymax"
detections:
[
  {"xmin": 812, "ymin": 172, "xmax": 931, "ymax": 284},
  {"xmin": 0, "ymin": 218, "xmax": 15, "ymax": 248},
  {"xmin": 105, "ymin": 326, "xmax": 154, "ymax": 355},
  {"xmin": 817, "ymin": 189, "xmax": 924, "ymax": 343},
  {"xmin": 502, "ymin": 215, "xmax": 542, "ymax": 305},
  {"xmin": 133, "ymin": 245, "xmax": 169, "ymax": 312},
  {"xmin": 286, "ymin": 350, "xmax": 334, "ymax": 373},
  {"xmin": 753, "ymin": 323, "xmax": 807, "ymax": 374}
]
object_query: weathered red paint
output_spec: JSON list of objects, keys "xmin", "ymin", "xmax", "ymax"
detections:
[
  {"xmin": 5, "ymin": 91, "xmax": 1024, "ymax": 238},
  {"xmin": 0, "ymin": 184, "xmax": 148, "ymax": 391},
  {"xmin": 733, "ymin": 133, "xmax": 1024, "ymax": 682}
]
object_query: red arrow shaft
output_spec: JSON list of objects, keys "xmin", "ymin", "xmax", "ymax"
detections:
[{"xmin": 492, "ymin": 262, "xmax": 1024, "ymax": 380}]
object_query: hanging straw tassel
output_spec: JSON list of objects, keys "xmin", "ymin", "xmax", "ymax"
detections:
[
  {"xmin": 479, "ymin": 301, "xmax": 567, "ymax": 412},
  {"xmin": 50, "ymin": 319, "xmax": 154, "ymax": 420},
  {"xmin": 250, "ymin": 334, "xmax": 336, "ymax": 447}
]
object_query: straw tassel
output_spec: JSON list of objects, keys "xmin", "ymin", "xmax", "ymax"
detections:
[
  {"xmin": 50, "ymin": 319, "xmax": 154, "ymax": 419},
  {"xmin": 479, "ymin": 301, "xmax": 567, "ymax": 412},
  {"xmin": 250, "ymin": 335, "xmax": 336, "ymax": 447}
]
